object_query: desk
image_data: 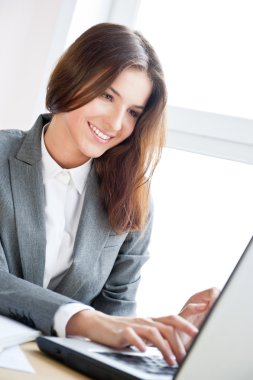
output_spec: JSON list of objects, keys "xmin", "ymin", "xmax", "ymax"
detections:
[{"xmin": 0, "ymin": 342, "xmax": 92, "ymax": 379}]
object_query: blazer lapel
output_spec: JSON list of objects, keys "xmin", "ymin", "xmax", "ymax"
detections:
[
  {"xmin": 9, "ymin": 115, "xmax": 50, "ymax": 286},
  {"xmin": 54, "ymin": 165, "xmax": 112, "ymax": 297}
]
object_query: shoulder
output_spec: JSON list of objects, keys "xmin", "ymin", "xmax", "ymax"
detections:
[{"xmin": 0, "ymin": 129, "xmax": 26, "ymax": 159}]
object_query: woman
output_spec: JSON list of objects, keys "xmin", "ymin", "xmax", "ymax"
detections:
[{"xmin": 0, "ymin": 23, "xmax": 218, "ymax": 365}]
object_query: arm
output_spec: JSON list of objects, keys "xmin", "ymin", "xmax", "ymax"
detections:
[
  {"xmin": 90, "ymin": 208, "xmax": 153, "ymax": 315},
  {"xmin": 66, "ymin": 308, "xmax": 198, "ymax": 366},
  {"xmin": 0, "ymin": 240, "xmax": 79, "ymax": 335},
  {"xmin": 66, "ymin": 203, "xmax": 198, "ymax": 366}
]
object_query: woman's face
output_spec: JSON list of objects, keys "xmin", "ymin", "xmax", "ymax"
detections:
[{"xmin": 48, "ymin": 68, "xmax": 152, "ymax": 168}]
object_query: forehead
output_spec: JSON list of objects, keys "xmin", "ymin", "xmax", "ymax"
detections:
[{"xmin": 110, "ymin": 68, "xmax": 152, "ymax": 107}]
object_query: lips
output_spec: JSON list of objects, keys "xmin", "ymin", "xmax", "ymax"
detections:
[{"xmin": 88, "ymin": 122, "xmax": 112, "ymax": 141}]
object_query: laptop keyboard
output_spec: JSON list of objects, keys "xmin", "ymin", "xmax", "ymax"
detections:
[{"xmin": 100, "ymin": 352, "xmax": 178, "ymax": 376}]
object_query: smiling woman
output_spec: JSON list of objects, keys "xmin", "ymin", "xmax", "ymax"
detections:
[
  {"xmin": 0, "ymin": 22, "xmax": 217, "ymax": 366},
  {"xmin": 45, "ymin": 22, "xmax": 167, "ymax": 234}
]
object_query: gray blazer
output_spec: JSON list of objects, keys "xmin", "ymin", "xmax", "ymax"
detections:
[{"xmin": 0, "ymin": 114, "xmax": 152, "ymax": 335}]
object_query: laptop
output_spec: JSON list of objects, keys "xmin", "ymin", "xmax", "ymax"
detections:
[{"xmin": 37, "ymin": 235, "xmax": 253, "ymax": 379}]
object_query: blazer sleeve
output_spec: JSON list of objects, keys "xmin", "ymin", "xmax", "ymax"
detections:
[
  {"xmin": 91, "ymin": 201, "xmax": 154, "ymax": 315},
  {"xmin": 0, "ymin": 240, "xmax": 78, "ymax": 335}
]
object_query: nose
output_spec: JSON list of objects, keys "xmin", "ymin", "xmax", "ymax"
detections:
[{"xmin": 106, "ymin": 107, "xmax": 125, "ymax": 133}]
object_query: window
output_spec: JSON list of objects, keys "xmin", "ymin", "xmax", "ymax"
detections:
[
  {"xmin": 136, "ymin": 0, "xmax": 253, "ymax": 120},
  {"xmin": 137, "ymin": 148, "xmax": 253, "ymax": 315}
]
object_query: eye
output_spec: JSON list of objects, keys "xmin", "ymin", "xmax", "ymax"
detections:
[
  {"xmin": 128, "ymin": 109, "xmax": 140, "ymax": 119},
  {"xmin": 101, "ymin": 92, "xmax": 113, "ymax": 101}
]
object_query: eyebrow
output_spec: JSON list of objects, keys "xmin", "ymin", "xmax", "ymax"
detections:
[{"xmin": 109, "ymin": 86, "xmax": 145, "ymax": 110}]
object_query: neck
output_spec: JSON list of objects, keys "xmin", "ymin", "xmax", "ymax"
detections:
[{"xmin": 44, "ymin": 115, "xmax": 90, "ymax": 169}]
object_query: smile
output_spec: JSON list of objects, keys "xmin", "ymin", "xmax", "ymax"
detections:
[{"xmin": 88, "ymin": 123, "xmax": 112, "ymax": 141}]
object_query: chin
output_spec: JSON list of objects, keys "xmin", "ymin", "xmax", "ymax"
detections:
[{"xmin": 82, "ymin": 150, "xmax": 105, "ymax": 160}]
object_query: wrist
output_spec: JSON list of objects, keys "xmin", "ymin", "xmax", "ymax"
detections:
[{"xmin": 66, "ymin": 309, "xmax": 100, "ymax": 337}]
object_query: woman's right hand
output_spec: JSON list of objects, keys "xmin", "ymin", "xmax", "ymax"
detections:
[{"xmin": 66, "ymin": 309, "xmax": 199, "ymax": 366}]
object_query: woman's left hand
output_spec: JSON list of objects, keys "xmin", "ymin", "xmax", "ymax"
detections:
[{"xmin": 178, "ymin": 287, "xmax": 220, "ymax": 349}]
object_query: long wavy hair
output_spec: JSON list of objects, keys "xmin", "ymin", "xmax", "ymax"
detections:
[{"xmin": 46, "ymin": 23, "xmax": 167, "ymax": 233}]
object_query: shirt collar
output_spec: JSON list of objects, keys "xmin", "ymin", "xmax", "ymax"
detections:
[
  {"xmin": 69, "ymin": 160, "xmax": 92, "ymax": 194},
  {"xmin": 41, "ymin": 125, "xmax": 92, "ymax": 194}
]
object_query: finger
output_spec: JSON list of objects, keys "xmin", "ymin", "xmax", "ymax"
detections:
[
  {"xmin": 118, "ymin": 327, "xmax": 147, "ymax": 352},
  {"xmin": 206, "ymin": 287, "xmax": 220, "ymax": 307},
  {"xmin": 180, "ymin": 302, "xmax": 207, "ymax": 318},
  {"xmin": 159, "ymin": 326, "xmax": 186, "ymax": 363},
  {"xmin": 177, "ymin": 330, "xmax": 193, "ymax": 351},
  {"xmin": 182, "ymin": 288, "xmax": 220, "ymax": 308},
  {"xmin": 153, "ymin": 315, "xmax": 198, "ymax": 337},
  {"xmin": 134, "ymin": 326, "xmax": 177, "ymax": 366}
]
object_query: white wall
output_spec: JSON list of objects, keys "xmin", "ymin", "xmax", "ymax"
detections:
[
  {"xmin": 0, "ymin": 0, "xmax": 76, "ymax": 130},
  {"xmin": 65, "ymin": 0, "xmax": 141, "ymax": 47}
]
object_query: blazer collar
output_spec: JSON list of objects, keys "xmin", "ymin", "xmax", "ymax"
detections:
[
  {"xmin": 9, "ymin": 114, "xmax": 51, "ymax": 285},
  {"xmin": 16, "ymin": 113, "xmax": 52, "ymax": 164}
]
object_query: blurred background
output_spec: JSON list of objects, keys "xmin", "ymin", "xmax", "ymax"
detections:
[{"xmin": 1, "ymin": 0, "xmax": 253, "ymax": 315}]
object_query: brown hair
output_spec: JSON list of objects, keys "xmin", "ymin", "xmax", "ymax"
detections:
[{"xmin": 46, "ymin": 23, "xmax": 167, "ymax": 233}]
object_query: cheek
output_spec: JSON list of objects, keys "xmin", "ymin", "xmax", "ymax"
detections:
[
  {"xmin": 86, "ymin": 98, "xmax": 108, "ymax": 115},
  {"xmin": 122, "ymin": 122, "xmax": 136, "ymax": 140},
  {"xmin": 64, "ymin": 109, "xmax": 87, "ymax": 134},
  {"xmin": 125, "ymin": 129, "xmax": 134, "ymax": 140},
  {"xmin": 65, "ymin": 112, "xmax": 80, "ymax": 129}
]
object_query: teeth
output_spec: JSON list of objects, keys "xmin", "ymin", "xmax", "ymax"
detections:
[{"xmin": 90, "ymin": 124, "xmax": 111, "ymax": 140}]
